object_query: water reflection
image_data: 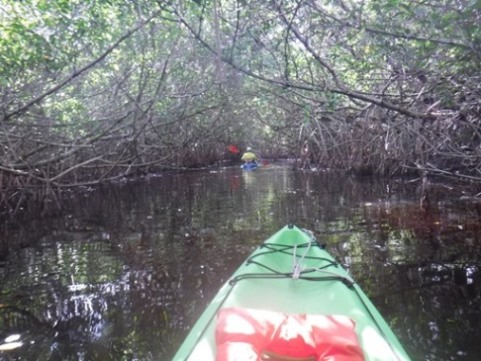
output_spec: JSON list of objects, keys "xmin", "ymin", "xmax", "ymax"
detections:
[{"xmin": 0, "ymin": 166, "xmax": 480, "ymax": 360}]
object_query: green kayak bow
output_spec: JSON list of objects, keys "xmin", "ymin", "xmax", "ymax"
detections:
[{"xmin": 172, "ymin": 224, "xmax": 412, "ymax": 361}]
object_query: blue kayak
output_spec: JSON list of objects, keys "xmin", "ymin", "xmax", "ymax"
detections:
[{"xmin": 241, "ymin": 162, "xmax": 258, "ymax": 170}]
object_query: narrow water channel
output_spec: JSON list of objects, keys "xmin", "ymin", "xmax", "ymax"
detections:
[{"xmin": 1, "ymin": 166, "xmax": 480, "ymax": 360}]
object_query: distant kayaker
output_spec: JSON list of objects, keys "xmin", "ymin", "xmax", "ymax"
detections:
[{"xmin": 241, "ymin": 147, "xmax": 257, "ymax": 166}]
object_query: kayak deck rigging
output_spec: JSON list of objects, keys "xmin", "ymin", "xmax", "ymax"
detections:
[{"xmin": 230, "ymin": 242, "xmax": 355, "ymax": 288}]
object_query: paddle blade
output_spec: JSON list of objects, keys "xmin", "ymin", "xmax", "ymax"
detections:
[{"xmin": 227, "ymin": 144, "xmax": 240, "ymax": 154}]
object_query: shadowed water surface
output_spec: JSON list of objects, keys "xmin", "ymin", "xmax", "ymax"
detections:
[{"xmin": 0, "ymin": 166, "xmax": 480, "ymax": 360}]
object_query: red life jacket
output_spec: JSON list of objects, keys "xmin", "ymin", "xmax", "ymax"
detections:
[{"xmin": 215, "ymin": 307, "xmax": 365, "ymax": 361}]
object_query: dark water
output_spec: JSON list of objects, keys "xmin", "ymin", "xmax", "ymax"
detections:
[{"xmin": 0, "ymin": 166, "xmax": 480, "ymax": 361}]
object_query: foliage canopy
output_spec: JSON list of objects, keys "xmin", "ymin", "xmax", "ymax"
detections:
[{"xmin": 0, "ymin": 0, "xmax": 480, "ymax": 211}]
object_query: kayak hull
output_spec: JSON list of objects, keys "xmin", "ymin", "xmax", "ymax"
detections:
[
  {"xmin": 241, "ymin": 162, "xmax": 258, "ymax": 170},
  {"xmin": 172, "ymin": 225, "xmax": 411, "ymax": 361}
]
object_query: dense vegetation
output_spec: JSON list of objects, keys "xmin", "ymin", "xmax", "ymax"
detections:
[{"xmin": 1, "ymin": 0, "xmax": 480, "ymax": 212}]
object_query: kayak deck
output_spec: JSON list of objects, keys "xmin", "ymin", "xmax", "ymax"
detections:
[{"xmin": 172, "ymin": 225, "xmax": 411, "ymax": 361}]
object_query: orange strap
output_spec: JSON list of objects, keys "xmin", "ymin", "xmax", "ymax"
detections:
[{"xmin": 261, "ymin": 350, "xmax": 316, "ymax": 361}]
